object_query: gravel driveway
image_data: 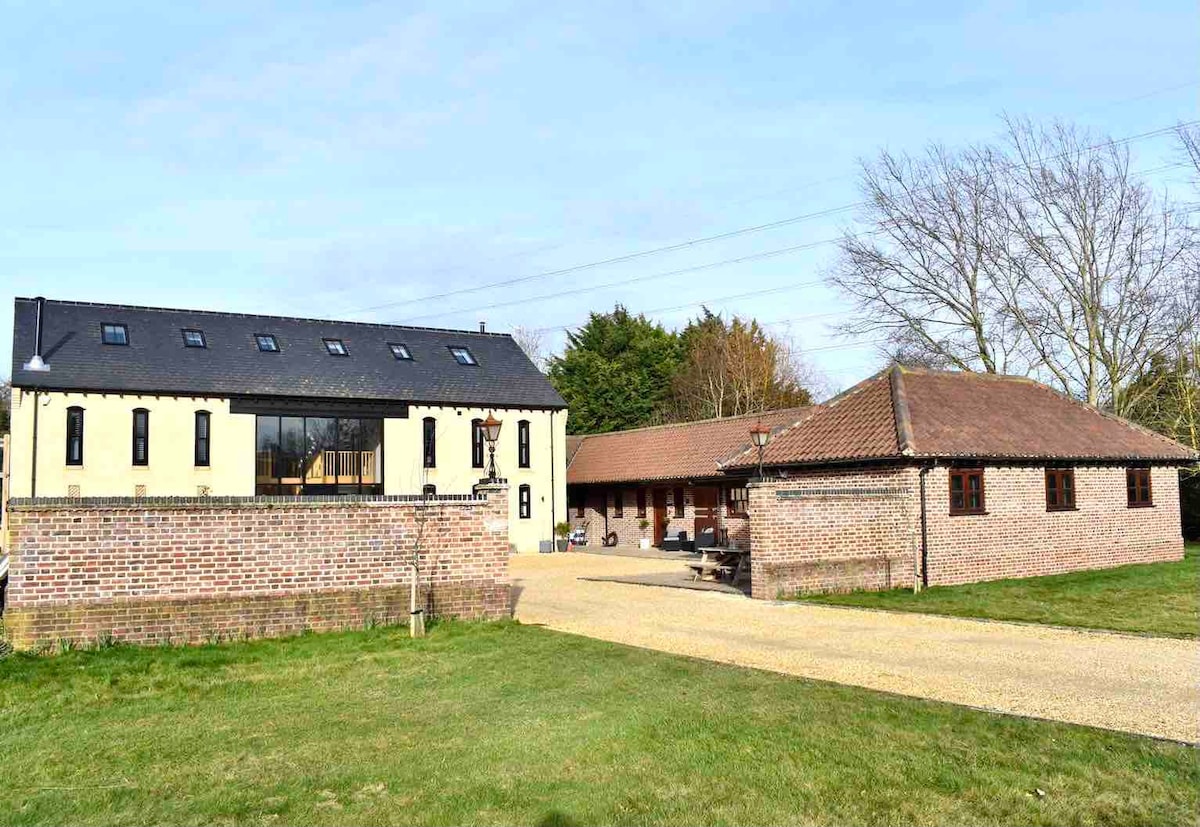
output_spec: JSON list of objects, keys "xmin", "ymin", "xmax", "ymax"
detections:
[{"xmin": 511, "ymin": 553, "xmax": 1200, "ymax": 742}]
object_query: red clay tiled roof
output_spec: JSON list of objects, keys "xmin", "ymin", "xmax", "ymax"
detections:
[
  {"xmin": 722, "ymin": 366, "xmax": 1198, "ymax": 468},
  {"xmin": 566, "ymin": 408, "xmax": 811, "ymax": 485}
]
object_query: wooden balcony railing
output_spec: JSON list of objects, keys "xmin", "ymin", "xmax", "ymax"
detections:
[{"xmin": 256, "ymin": 450, "xmax": 378, "ymax": 484}]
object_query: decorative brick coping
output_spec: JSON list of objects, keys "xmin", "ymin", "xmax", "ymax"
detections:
[
  {"xmin": 775, "ymin": 486, "xmax": 910, "ymax": 499},
  {"xmin": 8, "ymin": 493, "xmax": 492, "ymax": 510}
]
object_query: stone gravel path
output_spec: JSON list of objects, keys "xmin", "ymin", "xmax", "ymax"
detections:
[{"xmin": 511, "ymin": 553, "xmax": 1200, "ymax": 742}]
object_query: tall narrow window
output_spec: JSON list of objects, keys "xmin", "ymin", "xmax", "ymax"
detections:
[
  {"xmin": 66, "ymin": 406, "xmax": 84, "ymax": 466},
  {"xmin": 519, "ymin": 484, "xmax": 531, "ymax": 519},
  {"xmin": 423, "ymin": 417, "xmax": 436, "ymax": 468},
  {"xmin": 195, "ymin": 410, "xmax": 211, "ymax": 467},
  {"xmin": 1045, "ymin": 468, "xmax": 1075, "ymax": 511},
  {"xmin": 949, "ymin": 469, "xmax": 985, "ymax": 515},
  {"xmin": 726, "ymin": 485, "xmax": 749, "ymax": 517},
  {"xmin": 673, "ymin": 487, "xmax": 685, "ymax": 518},
  {"xmin": 1126, "ymin": 468, "xmax": 1152, "ymax": 507},
  {"xmin": 471, "ymin": 418, "xmax": 485, "ymax": 468},
  {"xmin": 517, "ymin": 419, "xmax": 531, "ymax": 468},
  {"xmin": 132, "ymin": 408, "xmax": 149, "ymax": 466},
  {"xmin": 613, "ymin": 489, "xmax": 623, "ymax": 518},
  {"xmin": 636, "ymin": 488, "xmax": 647, "ymax": 518}
]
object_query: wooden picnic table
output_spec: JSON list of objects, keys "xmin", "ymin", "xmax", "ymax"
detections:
[{"xmin": 688, "ymin": 547, "xmax": 750, "ymax": 583}]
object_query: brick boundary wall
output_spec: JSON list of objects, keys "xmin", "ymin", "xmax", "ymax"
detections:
[
  {"xmin": 2, "ymin": 485, "xmax": 511, "ymax": 649},
  {"xmin": 748, "ymin": 468, "xmax": 920, "ymax": 599}
]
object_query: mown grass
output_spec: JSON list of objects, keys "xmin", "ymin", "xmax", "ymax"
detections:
[
  {"xmin": 800, "ymin": 543, "xmax": 1200, "ymax": 638},
  {"xmin": 0, "ymin": 622, "xmax": 1196, "ymax": 826}
]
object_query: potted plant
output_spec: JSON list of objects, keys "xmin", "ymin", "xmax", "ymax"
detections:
[
  {"xmin": 554, "ymin": 521, "xmax": 572, "ymax": 552},
  {"xmin": 638, "ymin": 518, "xmax": 651, "ymax": 549}
]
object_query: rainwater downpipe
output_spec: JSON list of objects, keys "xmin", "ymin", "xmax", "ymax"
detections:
[
  {"xmin": 918, "ymin": 463, "xmax": 933, "ymax": 590},
  {"xmin": 549, "ymin": 410, "xmax": 557, "ymax": 548},
  {"xmin": 30, "ymin": 390, "xmax": 40, "ymax": 498},
  {"xmin": 25, "ymin": 296, "xmax": 50, "ymax": 498}
]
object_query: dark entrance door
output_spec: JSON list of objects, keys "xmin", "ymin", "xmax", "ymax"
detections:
[
  {"xmin": 652, "ymin": 488, "xmax": 668, "ymax": 545},
  {"xmin": 693, "ymin": 486, "xmax": 720, "ymax": 544}
]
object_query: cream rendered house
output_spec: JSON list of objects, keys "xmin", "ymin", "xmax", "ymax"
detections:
[{"xmin": 7, "ymin": 297, "xmax": 568, "ymax": 553}]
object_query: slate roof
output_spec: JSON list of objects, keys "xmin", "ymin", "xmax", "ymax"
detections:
[
  {"xmin": 566, "ymin": 408, "xmax": 811, "ymax": 485},
  {"xmin": 10, "ymin": 297, "xmax": 566, "ymax": 409},
  {"xmin": 721, "ymin": 365, "xmax": 1198, "ymax": 468}
]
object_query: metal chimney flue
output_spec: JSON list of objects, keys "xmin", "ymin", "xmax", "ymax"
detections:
[
  {"xmin": 22, "ymin": 296, "xmax": 50, "ymax": 372},
  {"xmin": 479, "ymin": 320, "xmax": 486, "ymax": 333}
]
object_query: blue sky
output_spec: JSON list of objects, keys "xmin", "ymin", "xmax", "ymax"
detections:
[{"xmin": 1, "ymin": 0, "xmax": 1196, "ymax": 392}]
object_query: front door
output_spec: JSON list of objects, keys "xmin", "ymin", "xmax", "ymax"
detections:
[
  {"xmin": 652, "ymin": 488, "xmax": 668, "ymax": 545},
  {"xmin": 693, "ymin": 486, "xmax": 720, "ymax": 544}
]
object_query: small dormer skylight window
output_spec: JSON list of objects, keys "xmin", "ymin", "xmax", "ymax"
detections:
[
  {"xmin": 101, "ymin": 323, "xmax": 129, "ymax": 346},
  {"xmin": 182, "ymin": 329, "xmax": 207, "ymax": 348},
  {"xmin": 389, "ymin": 342, "xmax": 412, "ymax": 361},
  {"xmin": 256, "ymin": 334, "xmax": 280, "ymax": 352},
  {"xmin": 324, "ymin": 338, "xmax": 348, "ymax": 356},
  {"xmin": 449, "ymin": 346, "xmax": 477, "ymax": 366}
]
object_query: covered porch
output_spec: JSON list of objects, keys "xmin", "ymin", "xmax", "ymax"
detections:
[{"xmin": 566, "ymin": 480, "xmax": 751, "ymax": 550}]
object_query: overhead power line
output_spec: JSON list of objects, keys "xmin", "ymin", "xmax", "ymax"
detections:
[
  {"xmin": 345, "ymin": 120, "xmax": 1197, "ymax": 317},
  {"xmin": 400, "ymin": 158, "xmax": 1192, "ymax": 326}
]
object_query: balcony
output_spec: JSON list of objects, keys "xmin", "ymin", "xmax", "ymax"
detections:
[{"xmin": 257, "ymin": 450, "xmax": 379, "ymax": 485}]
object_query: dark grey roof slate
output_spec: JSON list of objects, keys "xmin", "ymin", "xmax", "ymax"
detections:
[{"xmin": 11, "ymin": 298, "xmax": 566, "ymax": 409}]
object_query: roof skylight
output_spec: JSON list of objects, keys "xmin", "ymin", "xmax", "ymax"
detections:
[
  {"xmin": 182, "ymin": 329, "xmax": 207, "ymax": 348},
  {"xmin": 101, "ymin": 323, "xmax": 129, "ymax": 346}
]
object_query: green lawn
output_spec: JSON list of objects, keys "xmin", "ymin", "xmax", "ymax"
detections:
[
  {"xmin": 799, "ymin": 543, "xmax": 1200, "ymax": 638},
  {"xmin": 0, "ymin": 623, "xmax": 1196, "ymax": 826}
]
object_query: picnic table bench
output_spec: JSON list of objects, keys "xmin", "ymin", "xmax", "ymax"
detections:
[
  {"xmin": 686, "ymin": 547, "xmax": 749, "ymax": 583},
  {"xmin": 686, "ymin": 560, "xmax": 734, "ymax": 581}
]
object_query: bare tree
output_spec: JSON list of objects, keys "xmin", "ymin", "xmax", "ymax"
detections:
[
  {"xmin": 992, "ymin": 117, "xmax": 1192, "ymax": 412},
  {"xmin": 510, "ymin": 326, "xmax": 547, "ymax": 372},
  {"xmin": 831, "ymin": 117, "xmax": 1197, "ymax": 414},
  {"xmin": 831, "ymin": 143, "xmax": 1020, "ymax": 374},
  {"xmin": 406, "ymin": 485, "xmax": 436, "ymax": 638},
  {"xmin": 1178, "ymin": 123, "xmax": 1200, "ymax": 182},
  {"xmin": 666, "ymin": 312, "xmax": 812, "ymax": 421}
]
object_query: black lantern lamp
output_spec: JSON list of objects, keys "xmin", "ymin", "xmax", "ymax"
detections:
[
  {"xmin": 481, "ymin": 412, "xmax": 503, "ymax": 480},
  {"xmin": 749, "ymin": 421, "xmax": 771, "ymax": 480}
]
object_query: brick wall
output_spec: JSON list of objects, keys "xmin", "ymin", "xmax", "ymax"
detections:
[
  {"xmin": 923, "ymin": 465, "xmax": 1183, "ymax": 585},
  {"xmin": 748, "ymin": 464, "xmax": 1186, "ymax": 598},
  {"xmin": 748, "ymin": 467, "xmax": 920, "ymax": 599},
  {"xmin": 3, "ymin": 485, "xmax": 511, "ymax": 649}
]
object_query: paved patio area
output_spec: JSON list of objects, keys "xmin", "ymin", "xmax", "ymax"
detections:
[{"xmin": 511, "ymin": 552, "xmax": 1200, "ymax": 742}]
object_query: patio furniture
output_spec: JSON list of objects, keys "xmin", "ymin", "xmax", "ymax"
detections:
[
  {"xmin": 686, "ymin": 560, "xmax": 733, "ymax": 582},
  {"xmin": 691, "ymin": 547, "xmax": 750, "ymax": 584},
  {"xmin": 661, "ymin": 530, "xmax": 688, "ymax": 552},
  {"xmin": 696, "ymin": 527, "xmax": 716, "ymax": 549}
]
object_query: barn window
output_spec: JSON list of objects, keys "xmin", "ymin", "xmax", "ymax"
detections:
[
  {"xmin": 948, "ymin": 469, "xmax": 985, "ymax": 515},
  {"xmin": 1045, "ymin": 468, "xmax": 1075, "ymax": 511},
  {"xmin": 1126, "ymin": 469, "xmax": 1152, "ymax": 508}
]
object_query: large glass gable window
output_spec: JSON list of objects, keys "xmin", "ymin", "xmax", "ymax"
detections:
[{"xmin": 255, "ymin": 415, "xmax": 383, "ymax": 495}]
